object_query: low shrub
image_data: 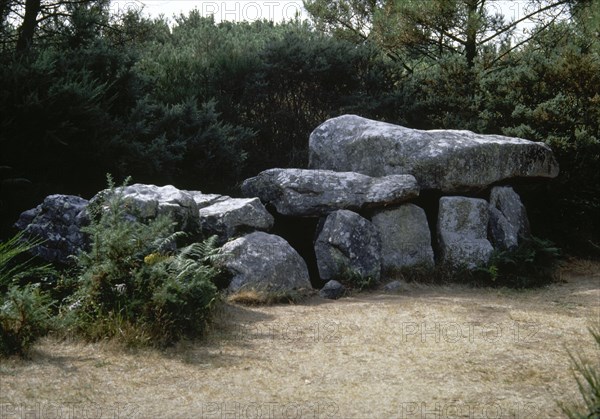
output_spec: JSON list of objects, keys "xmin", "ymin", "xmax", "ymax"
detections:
[
  {"xmin": 0, "ymin": 233, "xmax": 56, "ymax": 357},
  {"xmin": 334, "ymin": 265, "xmax": 378, "ymax": 292},
  {"xmin": 64, "ymin": 177, "xmax": 220, "ymax": 347},
  {"xmin": 475, "ymin": 236, "xmax": 562, "ymax": 288}
]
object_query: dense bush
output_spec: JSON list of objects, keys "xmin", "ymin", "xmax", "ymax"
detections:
[
  {"xmin": 0, "ymin": 284, "xmax": 55, "ymax": 357},
  {"xmin": 1, "ymin": 4, "xmax": 598, "ymax": 258},
  {"xmin": 0, "ymin": 233, "xmax": 56, "ymax": 357},
  {"xmin": 474, "ymin": 237, "xmax": 562, "ymax": 288},
  {"xmin": 64, "ymin": 178, "xmax": 220, "ymax": 346}
]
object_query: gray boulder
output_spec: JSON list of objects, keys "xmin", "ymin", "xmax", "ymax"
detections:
[
  {"xmin": 309, "ymin": 115, "xmax": 559, "ymax": 193},
  {"xmin": 196, "ymin": 197, "xmax": 274, "ymax": 243},
  {"xmin": 371, "ymin": 204, "xmax": 434, "ymax": 274},
  {"xmin": 437, "ymin": 197, "xmax": 494, "ymax": 269},
  {"xmin": 14, "ymin": 195, "xmax": 89, "ymax": 264},
  {"xmin": 319, "ymin": 280, "xmax": 346, "ymax": 300},
  {"xmin": 241, "ymin": 168, "xmax": 418, "ymax": 217},
  {"xmin": 490, "ymin": 187, "xmax": 530, "ymax": 233},
  {"xmin": 382, "ymin": 280, "xmax": 408, "ymax": 293},
  {"xmin": 218, "ymin": 232, "xmax": 311, "ymax": 293},
  {"xmin": 92, "ymin": 184, "xmax": 200, "ymax": 233},
  {"xmin": 315, "ymin": 210, "xmax": 381, "ymax": 283}
]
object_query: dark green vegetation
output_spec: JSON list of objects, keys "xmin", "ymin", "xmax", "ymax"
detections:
[
  {"xmin": 0, "ymin": 232, "xmax": 55, "ymax": 356},
  {"xmin": 63, "ymin": 177, "xmax": 220, "ymax": 347},
  {"xmin": 1, "ymin": 177, "xmax": 222, "ymax": 357},
  {"xmin": 0, "ymin": 0, "xmax": 599, "ymax": 257}
]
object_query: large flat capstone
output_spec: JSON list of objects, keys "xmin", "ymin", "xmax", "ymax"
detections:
[{"xmin": 309, "ymin": 115, "xmax": 559, "ymax": 193}]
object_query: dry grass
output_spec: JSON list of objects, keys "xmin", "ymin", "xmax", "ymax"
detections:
[
  {"xmin": 226, "ymin": 288, "xmax": 313, "ymax": 306},
  {"xmin": 1, "ymin": 260, "xmax": 599, "ymax": 418}
]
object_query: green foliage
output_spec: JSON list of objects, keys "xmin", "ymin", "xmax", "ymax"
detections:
[
  {"xmin": 0, "ymin": 232, "xmax": 51, "ymax": 290},
  {"xmin": 1, "ymin": 5, "xmax": 599, "ymax": 257},
  {"xmin": 560, "ymin": 325, "xmax": 600, "ymax": 418},
  {"xmin": 474, "ymin": 237, "xmax": 562, "ymax": 288},
  {"xmin": 334, "ymin": 264, "xmax": 377, "ymax": 292},
  {"xmin": 113, "ymin": 97, "xmax": 251, "ymax": 190},
  {"xmin": 0, "ymin": 233, "xmax": 56, "ymax": 357},
  {"xmin": 66, "ymin": 177, "xmax": 219, "ymax": 346},
  {"xmin": 0, "ymin": 284, "xmax": 55, "ymax": 357},
  {"xmin": 240, "ymin": 27, "xmax": 393, "ymax": 169}
]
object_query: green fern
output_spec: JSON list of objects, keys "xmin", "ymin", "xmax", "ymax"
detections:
[
  {"xmin": 66, "ymin": 176, "xmax": 220, "ymax": 346},
  {"xmin": 0, "ymin": 232, "xmax": 57, "ymax": 357},
  {"xmin": 0, "ymin": 232, "xmax": 53, "ymax": 291}
]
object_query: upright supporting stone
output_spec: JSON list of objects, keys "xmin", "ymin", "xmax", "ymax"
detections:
[
  {"xmin": 314, "ymin": 210, "xmax": 381, "ymax": 283},
  {"xmin": 488, "ymin": 186, "xmax": 530, "ymax": 250},
  {"xmin": 438, "ymin": 197, "xmax": 493, "ymax": 269},
  {"xmin": 371, "ymin": 204, "xmax": 434, "ymax": 274}
]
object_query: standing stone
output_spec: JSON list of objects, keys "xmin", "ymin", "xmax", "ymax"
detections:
[
  {"xmin": 371, "ymin": 204, "xmax": 434, "ymax": 274},
  {"xmin": 438, "ymin": 197, "xmax": 493, "ymax": 269},
  {"xmin": 315, "ymin": 210, "xmax": 381, "ymax": 283},
  {"xmin": 218, "ymin": 232, "xmax": 311, "ymax": 293},
  {"xmin": 488, "ymin": 207, "xmax": 519, "ymax": 250},
  {"xmin": 490, "ymin": 187, "xmax": 530, "ymax": 234}
]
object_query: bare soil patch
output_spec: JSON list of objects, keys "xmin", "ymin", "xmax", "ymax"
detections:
[{"xmin": 1, "ymin": 260, "xmax": 599, "ymax": 418}]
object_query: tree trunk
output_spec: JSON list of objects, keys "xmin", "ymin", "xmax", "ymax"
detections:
[
  {"xmin": 465, "ymin": 0, "xmax": 479, "ymax": 68},
  {"xmin": 16, "ymin": 0, "xmax": 41, "ymax": 52}
]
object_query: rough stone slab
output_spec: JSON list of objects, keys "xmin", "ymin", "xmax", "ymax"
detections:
[
  {"xmin": 488, "ymin": 206, "xmax": 519, "ymax": 250},
  {"xmin": 93, "ymin": 184, "xmax": 200, "ymax": 233},
  {"xmin": 438, "ymin": 197, "xmax": 493, "ymax": 269},
  {"xmin": 187, "ymin": 191, "xmax": 229, "ymax": 209},
  {"xmin": 218, "ymin": 232, "xmax": 311, "ymax": 293},
  {"xmin": 371, "ymin": 204, "xmax": 434, "ymax": 273},
  {"xmin": 489, "ymin": 186, "xmax": 530, "ymax": 245},
  {"xmin": 14, "ymin": 195, "xmax": 89, "ymax": 264},
  {"xmin": 314, "ymin": 210, "xmax": 381, "ymax": 282},
  {"xmin": 242, "ymin": 168, "xmax": 418, "ymax": 217},
  {"xmin": 197, "ymin": 197, "xmax": 274, "ymax": 242},
  {"xmin": 309, "ymin": 115, "xmax": 559, "ymax": 192}
]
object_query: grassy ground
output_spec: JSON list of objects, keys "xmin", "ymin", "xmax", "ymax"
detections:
[{"xmin": 1, "ymin": 259, "xmax": 598, "ymax": 418}]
